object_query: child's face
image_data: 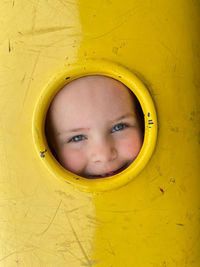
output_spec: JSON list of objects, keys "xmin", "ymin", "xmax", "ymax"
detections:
[{"xmin": 47, "ymin": 76, "xmax": 143, "ymax": 178}]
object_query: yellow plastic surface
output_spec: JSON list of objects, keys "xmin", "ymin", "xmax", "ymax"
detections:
[{"xmin": 0, "ymin": 1, "xmax": 200, "ymax": 266}]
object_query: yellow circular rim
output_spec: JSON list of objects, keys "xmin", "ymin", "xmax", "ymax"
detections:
[{"xmin": 32, "ymin": 60, "xmax": 157, "ymax": 192}]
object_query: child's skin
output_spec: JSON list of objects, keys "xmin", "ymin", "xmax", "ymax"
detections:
[{"xmin": 46, "ymin": 75, "xmax": 143, "ymax": 178}]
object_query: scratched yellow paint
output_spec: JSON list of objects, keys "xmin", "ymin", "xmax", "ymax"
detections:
[{"xmin": 0, "ymin": 0, "xmax": 200, "ymax": 266}]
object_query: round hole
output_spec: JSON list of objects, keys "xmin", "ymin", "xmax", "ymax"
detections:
[
  {"xmin": 32, "ymin": 60, "xmax": 157, "ymax": 192},
  {"xmin": 45, "ymin": 75, "xmax": 145, "ymax": 179}
]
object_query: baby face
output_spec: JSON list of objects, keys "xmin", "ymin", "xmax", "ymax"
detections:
[{"xmin": 46, "ymin": 76, "xmax": 143, "ymax": 178}]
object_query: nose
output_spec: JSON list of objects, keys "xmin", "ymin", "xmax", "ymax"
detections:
[{"xmin": 89, "ymin": 139, "xmax": 117, "ymax": 163}]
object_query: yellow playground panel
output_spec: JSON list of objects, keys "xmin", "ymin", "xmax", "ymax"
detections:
[{"xmin": 0, "ymin": 0, "xmax": 200, "ymax": 266}]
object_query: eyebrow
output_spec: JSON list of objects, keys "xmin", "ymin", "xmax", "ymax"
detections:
[
  {"xmin": 56, "ymin": 113, "xmax": 136, "ymax": 136},
  {"xmin": 111, "ymin": 112, "xmax": 136, "ymax": 123},
  {"xmin": 56, "ymin": 127, "xmax": 87, "ymax": 136}
]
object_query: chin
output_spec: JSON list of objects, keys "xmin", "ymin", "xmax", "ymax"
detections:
[{"xmin": 85, "ymin": 161, "xmax": 132, "ymax": 179}]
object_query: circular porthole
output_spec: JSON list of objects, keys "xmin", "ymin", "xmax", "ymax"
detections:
[{"xmin": 32, "ymin": 60, "xmax": 157, "ymax": 192}]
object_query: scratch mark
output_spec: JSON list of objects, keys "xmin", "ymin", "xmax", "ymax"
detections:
[
  {"xmin": 21, "ymin": 73, "xmax": 26, "ymax": 84},
  {"xmin": 58, "ymin": 0, "xmax": 79, "ymax": 7},
  {"xmin": 82, "ymin": 261, "xmax": 99, "ymax": 266},
  {"xmin": 62, "ymin": 202, "xmax": 87, "ymax": 213},
  {"xmin": 170, "ymin": 127, "xmax": 179, "ymax": 133},
  {"xmin": 22, "ymin": 51, "xmax": 40, "ymax": 106},
  {"xmin": 12, "ymin": 0, "xmax": 15, "ymax": 7},
  {"xmin": 86, "ymin": 215, "xmax": 100, "ymax": 222},
  {"xmin": 104, "ymin": 240, "xmax": 115, "ymax": 256},
  {"xmin": 112, "ymin": 47, "xmax": 119, "ymax": 55},
  {"xmin": 65, "ymin": 212, "xmax": 92, "ymax": 266},
  {"xmin": 148, "ymin": 119, "xmax": 154, "ymax": 125},
  {"xmin": 8, "ymin": 40, "xmax": 11, "ymax": 52},
  {"xmin": 0, "ymin": 247, "xmax": 35, "ymax": 262},
  {"xmin": 159, "ymin": 187, "xmax": 164, "ymax": 194},
  {"xmin": 31, "ymin": 3, "xmax": 37, "ymax": 32},
  {"xmin": 148, "ymin": 118, "xmax": 154, "ymax": 129},
  {"xmin": 40, "ymin": 149, "xmax": 47, "ymax": 158},
  {"xmin": 39, "ymin": 200, "xmax": 62, "ymax": 235},
  {"xmin": 23, "ymin": 204, "xmax": 32, "ymax": 219},
  {"xmin": 68, "ymin": 207, "xmax": 85, "ymax": 213},
  {"xmin": 160, "ymin": 41, "xmax": 179, "ymax": 60},
  {"xmin": 98, "ymin": 208, "xmax": 145, "ymax": 213},
  {"xmin": 170, "ymin": 178, "xmax": 175, "ymax": 183},
  {"xmin": 60, "ymin": 249, "xmax": 87, "ymax": 266},
  {"xmin": 176, "ymin": 223, "xmax": 184, "ymax": 226},
  {"xmin": 55, "ymin": 190, "xmax": 75, "ymax": 199},
  {"xmin": 89, "ymin": 20, "xmax": 127, "ymax": 40},
  {"xmin": 24, "ymin": 26, "xmax": 73, "ymax": 36},
  {"xmin": 0, "ymin": 250, "xmax": 20, "ymax": 262}
]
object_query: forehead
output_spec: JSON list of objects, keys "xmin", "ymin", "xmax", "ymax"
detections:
[
  {"xmin": 51, "ymin": 75, "xmax": 134, "ymax": 111},
  {"xmin": 47, "ymin": 76, "xmax": 139, "ymax": 134}
]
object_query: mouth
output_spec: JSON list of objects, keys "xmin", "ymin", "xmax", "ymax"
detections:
[{"xmin": 87, "ymin": 162, "xmax": 131, "ymax": 179}]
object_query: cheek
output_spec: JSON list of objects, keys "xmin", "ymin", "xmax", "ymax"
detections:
[
  {"xmin": 118, "ymin": 132, "xmax": 143, "ymax": 159},
  {"xmin": 56, "ymin": 147, "xmax": 87, "ymax": 174}
]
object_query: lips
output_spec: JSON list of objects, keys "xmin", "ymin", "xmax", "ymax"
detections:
[{"xmin": 87, "ymin": 163, "xmax": 130, "ymax": 179}]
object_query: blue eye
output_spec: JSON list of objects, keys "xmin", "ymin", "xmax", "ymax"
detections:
[
  {"xmin": 111, "ymin": 123, "xmax": 127, "ymax": 133},
  {"xmin": 70, "ymin": 135, "xmax": 86, "ymax": 142}
]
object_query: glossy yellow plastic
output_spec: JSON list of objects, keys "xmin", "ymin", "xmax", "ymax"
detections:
[
  {"xmin": 33, "ymin": 60, "xmax": 157, "ymax": 192},
  {"xmin": 0, "ymin": 1, "xmax": 200, "ymax": 266}
]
